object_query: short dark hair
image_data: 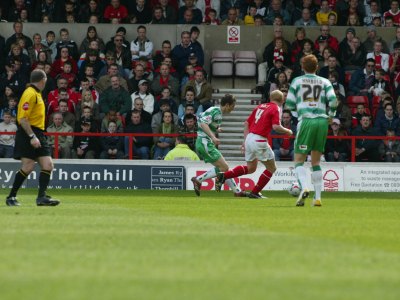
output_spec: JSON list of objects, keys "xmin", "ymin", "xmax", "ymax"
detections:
[
  {"xmin": 376, "ymin": 68, "xmax": 386, "ymax": 75},
  {"xmin": 366, "ymin": 58, "xmax": 375, "ymax": 64},
  {"xmin": 13, "ymin": 21, "xmax": 22, "ymax": 29},
  {"xmin": 185, "ymin": 86, "xmax": 195, "ymax": 93},
  {"xmin": 58, "ymin": 99, "xmax": 68, "ymax": 105},
  {"xmin": 177, "ymin": 135, "xmax": 188, "ymax": 143},
  {"xmin": 190, "ymin": 26, "xmax": 200, "ymax": 34},
  {"xmin": 60, "ymin": 28, "xmax": 69, "ymax": 35},
  {"xmin": 386, "ymin": 128, "xmax": 395, "ymax": 134},
  {"xmin": 184, "ymin": 113, "xmax": 196, "ymax": 121},
  {"xmin": 131, "ymin": 109, "xmax": 141, "ymax": 117},
  {"xmin": 329, "ymin": 70, "xmax": 339, "ymax": 80},
  {"xmin": 220, "ymin": 94, "xmax": 236, "ymax": 106},
  {"xmin": 384, "ymin": 103, "xmax": 393, "ymax": 110},
  {"xmin": 254, "ymin": 14, "xmax": 263, "ymax": 21}
]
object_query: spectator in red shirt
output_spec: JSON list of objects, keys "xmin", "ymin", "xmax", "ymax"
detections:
[
  {"xmin": 314, "ymin": 25, "xmax": 339, "ymax": 54},
  {"xmin": 51, "ymin": 46, "xmax": 78, "ymax": 78},
  {"xmin": 48, "ymin": 77, "xmax": 79, "ymax": 107},
  {"xmin": 47, "ymin": 88, "xmax": 76, "ymax": 120},
  {"xmin": 384, "ymin": 0, "xmax": 400, "ymax": 26},
  {"xmin": 56, "ymin": 61, "xmax": 79, "ymax": 91},
  {"xmin": 104, "ymin": 0, "xmax": 128, "ymax": 23}
]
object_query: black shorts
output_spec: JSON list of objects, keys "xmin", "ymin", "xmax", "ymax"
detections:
[{"xmin": 13, "ymin": 126, "xmax": 52, "ymax": 160}]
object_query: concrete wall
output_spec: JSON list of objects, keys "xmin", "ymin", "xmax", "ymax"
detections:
[{"xmin": 0, "ymin": 23, "xmax": 397, "ymax": 74}]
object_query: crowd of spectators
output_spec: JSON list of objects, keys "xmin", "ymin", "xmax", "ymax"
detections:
[
  {"xmin": 0, "ymin": 0, "xmax": 397, "ymax": 27},
  {"xmin": 0, "ymin": 0, "xmax": 400, "ymax": 162},
  {"xmin": 0, "ymin": 17, "xmax": 210, "ymax": 160}
]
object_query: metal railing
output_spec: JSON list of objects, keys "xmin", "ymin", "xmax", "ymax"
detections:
[{"xmin": 1, "ymin": 131, "xmax": 399, "ymax": 161}]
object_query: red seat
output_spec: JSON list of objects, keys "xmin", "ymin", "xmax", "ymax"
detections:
[{"xmin": 346, "ymin": 96, "xmax": 369, "ymax": 108}]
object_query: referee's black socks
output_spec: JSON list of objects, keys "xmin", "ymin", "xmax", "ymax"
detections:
[
  {"xmin": 38, "ymin": 170, "xmax": 52, "ymax": 198},
  {"xmin": 8, "ymin": 169, "xmax": 29, "ymax": 198}
]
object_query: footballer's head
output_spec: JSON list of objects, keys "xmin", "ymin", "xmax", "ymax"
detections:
[
  {"xmin": 270, "ymin": 90, "xmax": 284, "ymax": 105},
  {"xmin": 302, "ymin": 54, "xmax": 318, "ymax": 74},
  {"xmin": 220, "ymin": 94, "xmax": 236, "ymax": 113}
]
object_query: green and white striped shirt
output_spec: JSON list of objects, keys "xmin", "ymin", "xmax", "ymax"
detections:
[
  {"xmin": 286, "ymin": 74, "xmax": 337, "ymax": 121},
  {"xmin": 197, "ymin": 106, "xmax": 222, "ymax": 142}
]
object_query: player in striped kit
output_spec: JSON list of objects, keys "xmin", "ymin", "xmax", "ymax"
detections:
[
  {"xmin": 285, "ymin": 54, "xmax": 337, "ymax": 207},
  {"xmin": 191, "ymin": 94, "xmax": 248, "ymax": 197}
]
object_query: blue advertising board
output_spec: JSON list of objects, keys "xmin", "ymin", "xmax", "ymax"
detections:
[{"xmin": 0, "ymin": 162, "xmax": 185, "ymax": 190}]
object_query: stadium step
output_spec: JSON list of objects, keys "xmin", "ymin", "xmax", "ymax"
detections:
[
  {"xmin": 219, "ymin": 144, "xmax": 242, "ymax": 150},
  {"xmin": 223, "ymin": 115, "xmax": 248, "ymax": 122},
  {"xmin": 218, "ymin": 139, "xmax": 243, "ymax": 145},
  {"xmin": 219, "ymin": 133, "xmax": 244, "ymax": 138}
]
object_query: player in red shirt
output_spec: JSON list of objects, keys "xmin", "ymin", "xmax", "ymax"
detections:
[{"xmin": 215, "ymin": 90, "xmax": 293, "ymax": 198}]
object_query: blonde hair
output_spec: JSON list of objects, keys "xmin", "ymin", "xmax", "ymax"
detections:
[{"xmin": 270, "ymin": 90, "xmax": 284, "ymax": 104}]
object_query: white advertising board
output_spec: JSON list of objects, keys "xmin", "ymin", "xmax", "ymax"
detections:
[
  {"xmin": 344, "ymin": 165, "xmax": 400, "ymax": 192},
  {"xmin": 187, "ymin": 163, "xmax": 344, "ymax": 192}
]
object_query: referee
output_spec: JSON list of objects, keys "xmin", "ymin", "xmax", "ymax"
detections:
[{"xmin": 6, "ymin": 69, "xmax": 60, "ymax": 206}]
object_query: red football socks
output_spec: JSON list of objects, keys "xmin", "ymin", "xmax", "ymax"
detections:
[
  {"xmin": 224, "ymin": 165, "xmax": 248, "ymax": 179},
  {"xmin": 252, "ymin": 169, "xmax": 272, "ymax": 194}
]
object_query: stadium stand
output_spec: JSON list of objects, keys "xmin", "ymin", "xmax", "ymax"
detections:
[{"xmin": 0, "ymin": 0, "xmax": 399, "ymax": 162}]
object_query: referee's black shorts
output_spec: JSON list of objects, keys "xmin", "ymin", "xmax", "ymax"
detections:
[{"xmin": 13, "ymin": 126, "xmax": 52, "ymax": 160}]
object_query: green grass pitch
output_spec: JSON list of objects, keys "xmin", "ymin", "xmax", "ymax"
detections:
[{"xmin": 0, "ymin": 190, "xmax": 399, "ymax": 300}]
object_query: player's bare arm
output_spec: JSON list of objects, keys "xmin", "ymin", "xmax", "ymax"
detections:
[
  {"xmin": 272, "ymin": 124, "xmax": 293, "ymax": 136},
  {"xmin": 200, "ymin": 122, "xmax": 220, "ymax": 145},
  {"xmin": 19, "ymin": 117, "xmax": 41, "ymax": 148}
]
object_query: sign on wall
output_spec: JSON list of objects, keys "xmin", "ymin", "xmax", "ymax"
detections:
[
  {"xmin": 0, "ymin": 162, "xmax": 185, "ymax": 190},
  {"xmin": 227, "ymin": 26, "xmax": 240, "ymax": 44}
]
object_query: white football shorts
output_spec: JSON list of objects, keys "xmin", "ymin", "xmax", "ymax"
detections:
[{"xmin": 245, "ymin": 133, "xmax": 275, "ymax": 162}]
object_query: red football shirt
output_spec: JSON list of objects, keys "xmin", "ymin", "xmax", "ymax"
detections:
[{"xmin": 246, "ymin": 102, "xmax": 281, "ymax": 138}]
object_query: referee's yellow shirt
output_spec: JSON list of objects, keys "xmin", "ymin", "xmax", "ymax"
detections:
[{"xmin": 17, "ymin": 85, "xmax": 46, "ymax": 130}]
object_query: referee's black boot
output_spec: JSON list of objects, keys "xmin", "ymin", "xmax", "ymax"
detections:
[
  {"xmin": 36, "ymin": 195, "xmax": 60, "ymax": 206},
  {"xmin": 6, "ymin": 196, "xmax": 21, "ymax": 206}
]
